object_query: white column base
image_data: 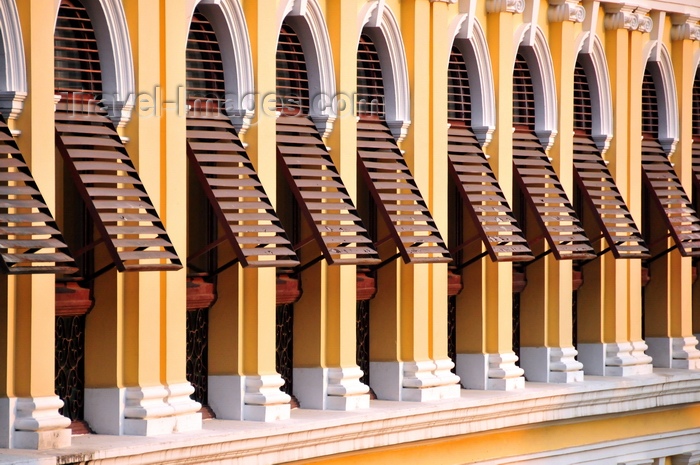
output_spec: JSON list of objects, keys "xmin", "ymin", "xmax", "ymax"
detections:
[
  {"xmin": 123, "ymin": 385, "xmax": 177, "ymax": 436},
  {"xmin": 209, "ymin": 375, "xmax": 244, "ymax": 420},
  {"xmin": 294, "ymin": 367, "xmax": 370, "ymax": 411},
  {"xmin": 646, "ymin": 337, "xmax": 700, "ymax": 370},
  {"xmin": 371, "ymin": 360, "xmax": 451, "ymax": 401},
  {"xmin": 12, "ymin": 396, "xmax": 70, "ymax": 450},
  {"xmin": 455, "ymin": 353, "xmax": 525, "ymax": 390},
  {"xmin": 243, "ymin": 375, "xmax": 291, "ymax": 422},
  {"xmin": 326, "ymin": 367, "xmax": 370, "ymax": 411},
  {"xmin": 85, "ymin": 387, "xmax": 125, "ymax": 435},
  {"xmin": 165, "ymin": 382, "xmax": 202, "ymax": 433},
  {"xmin": 432, "ymin": 358, "xmax": 462, "ymax": 399},
  {"xmin": 577, "ymin": 342, "xmax": 653, "ymax": 376},
  {"xmin": 520, "ymin": 347, "xmax": 584, "ymax": 383},
  {"xmin": 630, "ymin": 340, "xmax": 654, "ymax": 374}
]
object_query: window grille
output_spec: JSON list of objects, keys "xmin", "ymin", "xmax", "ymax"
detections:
[
  {"xmin": 55, "ymin": 0, "xmax": 102, "ymax": 98},
  {"xmin": 276, "ymin": 23, "xmax": 310, "ymax": 115},
  {"xmin": 187, "ymin": 11, "xmax": 226, "ymax": 113},
  {"xmin": 356, "ymin": 34, "xmax": 385, "ymax": 119}
]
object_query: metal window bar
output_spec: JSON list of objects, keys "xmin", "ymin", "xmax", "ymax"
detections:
[
  {"xmin": 55, "ymin": 101, "xmax": 182, "ymax": 274},
  {"xmin": 641, "ymin": 68, "xmax": 700, "ymax": 258},
  {"xmin": 0, "ymin": 115, "xmax": 77, "ymax": 274},
  {"xmin": 572, "ymin": 61, "xmax": 649, "ymax": 259},
  {"xmin": 512, "ymin": 55, "xmax": 595, "ymax": 261},
  {"xmin": 356, "ymin": 34, "xmax": 385, "ymax": 120}
]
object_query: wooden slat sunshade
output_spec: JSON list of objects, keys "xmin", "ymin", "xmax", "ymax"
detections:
[
  {"xmin": 357, "ymin": 120, "xmax": 451, "ymax": 264},
  {"xmin": 0, "ymin": 116, "xmax": 77, "ymax": 274},
  {"xmin": 512, "ymin": 131, "xmax": 596, "ymax": 260},
  {"xmin": 276, "ymin": 116, "xmax": 379, "ymax": 265},
  {"xmin": 641, "ymin": 136, "xmax": 700, "ymax": 257},
  {"xmin": 187, "ymin": 115, "xmax": 299, "ymax": 268},
  {"xmin": 572, "ymin": 61, "xmax": 648, "ymax": 259},
  {"xmin": 55, "ymin": 102, "xmax": 182, "ymax": 271},
  {"xmin": 448, "ymin": 126, "xmax": 533, "ymax": 262},
  {"xmin": 573, "ymin": 136, "xmax": 649, "ymax": 258}
]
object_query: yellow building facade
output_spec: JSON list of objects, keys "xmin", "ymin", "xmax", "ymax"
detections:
[{"xmin": 0, "ymin": 0, "xmax": 699, "ymax": 463}]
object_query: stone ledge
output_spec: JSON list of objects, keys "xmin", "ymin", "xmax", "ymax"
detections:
[{"xmin": 3, "ymin": 369, "xmax": 700, "ymax": 465}]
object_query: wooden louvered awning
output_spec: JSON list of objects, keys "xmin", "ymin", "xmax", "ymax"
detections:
[
  {"xmin": 0, "ymin": 116, "xmax": 77, "ymax": 274},
  {"xmin": 512, "ymin": 130, "xmax": 596, "ymax": 260},
  {"xmin": 642, "ymin": 136, "xmax": 700, "ymax": 257},
  {"xmin": 276, "ymin": 115, "xmax": 379, "ymax": 266},
  {"xmin": 573, "ymin": 135, "xmax": 649, "ymax": 259},
  {"xmin": 187, "ymin": 115, "xmax": 299, "ymax": 269},
  {"xmin": 357, "ymin": 119, "xmax": 451, "ymax": 264},
  {"xmin": 55, "ymin": 101, "xmax": 182, "ymax": 273},
  {"xmin": 448, "ymin": 125, "xmax": 533, "ymax": 264}
]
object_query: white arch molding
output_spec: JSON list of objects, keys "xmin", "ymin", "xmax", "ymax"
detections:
[
  {"xmin": 357, "ymin": 0, "xmax": 411, "ymax": 142},
  {"xmin": 573, "ymin": 32, "xmax": 614, "ymax": 153},
  {"xmin": 186, "ymin": 0, "xmax": 255, "ymax": 134},
  {"xmin": 54, "ymin": 0, "xmax": 135, "ymax": 127},
  {"xmin": 642, "ymin": 40, "xmax": 679, "ymax": 155},
  {"xmin": 0, "ymin": 0, "xmax": 27, "ymax": 120},
  {"xmin": 447, "ymin": 14, "xmax": 496, "ymax": 147},
  {"xmin": 276, "ymin": 0, "xmax": 336, "ymax": 138},
  {"xmin": 513, "ymin": 23, "xmax": 558, "ymax": 150}
]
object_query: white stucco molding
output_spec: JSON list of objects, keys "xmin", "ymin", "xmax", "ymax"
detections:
[
  {"xmin": 513, "ymin": 24, "xmax": 558, "ymax": 150},
  {"xmin": 358, "ymin": 1, "xmax": 411, "ymax": 142},
  {"xmin": 55, "ymin": 0, "xmax": 136, "ymax": 127},
  {"xmin": 574, "ymin": 33, "xmax": 613, "ymax": 152},
  {"xmin": 187, "ymin": 0, "xmax": 255, "ymax": 134},
  {"xmin": 276, "ymin": 0, "xmax": 336, "ymax": 138},
  {"xmin": 448, "ymin": 14, "xmax": 496, "ymax": 147},
  {"xmin": 548, "ymin": 0, "xmax": 586, "ymax": 24},
  {"xmin": 0, "ymin": 0, "xmax": 27, "ymax": 120},
  {"xmin": 670, "ymin": 14, "xmax": 700, "ymax": 41},
  {"xmin": 642, "ymin": 41, "xmax": 679, "ymax": 155},
  {"xmin": 486, "ymin": 0, "xmax": 525, "ymax": 14}
]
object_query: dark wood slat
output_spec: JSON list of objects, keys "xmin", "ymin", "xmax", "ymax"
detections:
[
  {"xmin": 55, "ymin": 104, "xmax": 182, "ymax": 272},
  {"xmin": 513, "ymin": 130, "xmax": 596, "ymax": 260},
  {"xmin": 357, "ymin": 119, "xmax": 451, "ymax": 264},
  {"xmin": 187, "ymin": 116, "xmax": 299, "ymax": 268},
  {"xmin": 0, "ymin": 116, "xmax": 77, "ymax": 275},
  {"xmin": 642, "ymin": 137, "xmax": 700, "ymax": 257},
  {"xmin": 277, "ymin": 115, "xmax": 379, "ymax": 266}
]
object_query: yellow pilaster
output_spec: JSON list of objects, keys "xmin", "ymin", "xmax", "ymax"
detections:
[
  {"xmin": 1, "ymin": 0, "xmax": 71, "ymax": 449},
  {"xmin": 207, "ymin": 0, "xmax": 289, "ymax": 421},
  {"xmin": 428, "ymin": 0, "xmax": 451, "ymax": 378}
]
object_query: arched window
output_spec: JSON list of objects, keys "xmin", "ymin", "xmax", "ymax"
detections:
[
  {"xmin": 355, "ymin": 31, "xmax": 450, "ymax": 264},
  {"xmin": 186, "ymin": 11, "xmax": 226, "ymax": 111},
  {"xmin": 356, "ymin": 34, "xmax": 384, "ymax": 119},
  {"xmin": 511, "ymin": 53, "xmax": 594, "ymax": 261},
  {"xmin": 640, "ymin": 66, "xmax": 700, "ymax": 259},
  {"xmin": 447, "ymin": 45, "xmax": 531, "ymax": 265},
  {"xmin": 55, "ymin": 0, "xmax": 102, "ymax": 99},
  {"xmin": 571, "ymin": 60, "xmax": 647, "ymax": 260},
  {"xmin": 276, "ymin": 23, "xmax": 309, "ymax": 116}
]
